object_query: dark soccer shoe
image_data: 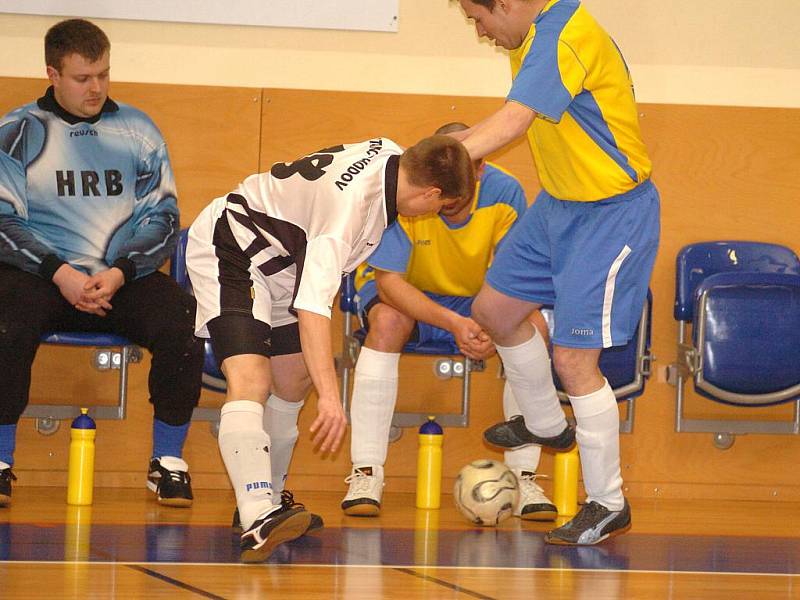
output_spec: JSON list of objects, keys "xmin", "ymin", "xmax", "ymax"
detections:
[
  {"xmin": 484, "ymin": 415, "xmax": 576, "ymax": 451},
  {"xmin": 0, "ymin": 468, "xmax": 16, "ymax": 507},
  {"xmin": 545, "ymin": 499, "xmax": 631, "ymax": 545},
  {"xmin": 147, "ymin": 458, "xmax": 194, "ymax": 508},
  {"xmin": 233, "ymin": 490, "xmax": 324, "ymax": 534},
  {"xmin": 240, "ymin": 504, "xmax": 313, "ymax": 563}
]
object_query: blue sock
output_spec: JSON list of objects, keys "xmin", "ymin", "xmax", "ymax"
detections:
[
  {"xmin": 0, "ymin": 424, "xmax": 17, "ymax": 467},
  {"xmin": 152, "ymin": 419, "xmax": 190, "ymax": 460}
]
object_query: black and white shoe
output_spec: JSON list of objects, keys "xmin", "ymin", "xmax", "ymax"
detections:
[
  {"xmin": 232, "ymin": 490, "xmax": 324, "ymax": 534},
  {"xmin": 0, "ymin": 467, "xmax": 16, "ymax": 507},
  {"xmin": 484, "ymin": 415, "xmax": 576, "ymax": 451},
  {"xmin": 545, "ymin": 499, "xmax": 631, "ymax": 545},
  {"xmin": 147, "ymin": 457, "xmax": 193, "ymax": 507},
  {"xmin": 240, "ymin": 496, "xmax": 313, "ymax": 563},
  {"xmin": 512, "ymin": 470, "xmax": 558, "ymax": 521}
]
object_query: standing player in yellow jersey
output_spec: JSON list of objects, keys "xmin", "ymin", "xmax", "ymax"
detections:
[
  {"xmin": 451, "ymin": 0, "xmax": 660, "ymax": 545},
  {"xmin": 342, "ymin": 123, "xmax": 558, "ymax": 521}
]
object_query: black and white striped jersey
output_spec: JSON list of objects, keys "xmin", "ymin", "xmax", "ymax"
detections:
[{"xmin": 202, "ymin": 138, "xmax": 401, "ymax": 319}]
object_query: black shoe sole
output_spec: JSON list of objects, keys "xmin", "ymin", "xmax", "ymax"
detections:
[
  {"xmin": 240, "ymin": 511, "xmax": 313, "ymax": 563},
  {"xmin": 341, "ymin": 498, "xmax": 381, "ymax": 517},
  {"xmin": 518, "ymin": 505, "xmax": 558, "ymax": 522},
  {"xmin": 484, "ymin": 417, "xmax": 576, "ymax": 451}
]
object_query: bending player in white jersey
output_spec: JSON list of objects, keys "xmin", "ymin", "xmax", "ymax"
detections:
[{"xmin": 186, "ymin": 136, "xmax": 475, "ymax": 562}]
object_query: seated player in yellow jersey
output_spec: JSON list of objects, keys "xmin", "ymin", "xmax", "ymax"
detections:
[{"xmin": 342, "ymin": 122, "xmax": 558, "ymax": 521}]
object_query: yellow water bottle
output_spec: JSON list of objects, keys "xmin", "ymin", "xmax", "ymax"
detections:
[
  {"xmin": 67, "ymin": 408, "xmax": 96, "ymax": 506},
  {"xmin": 553, "ymin": 446, "xmax": 580, "ymax": 517},
  {"xmin": 416, "ymin": 416, "xmax": 443, "ymax": 509}
]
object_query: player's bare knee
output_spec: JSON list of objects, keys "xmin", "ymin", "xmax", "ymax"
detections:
[
  {"xmin": 222, "ymin": 361, "xmax": 271, "ymax": 401},
  {"xmin": 366, "ymin": 303, "xmax": 414, "ymax": 348},
  {"xmin": 471, "ymin": 297, "xmax": 503, "ymax": 338}
]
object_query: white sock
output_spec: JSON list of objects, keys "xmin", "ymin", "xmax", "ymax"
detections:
[
  {"xmin": 501, "ymin": 381, "xmax": 542, "ymax": 471},
  {"xmin": 264, "ymin": 394, "xmax": 303, "ymax": 502},
  {"xmin": 496, "ymin": 332, "xmax": 566, "ymax": 437},
  {"xmin": 218, "ymin": 400, "xmax": 276, "ymax": 529},
  {"xmin": 350, "ymin": 347, "xmax": 400, "ymax": 466},
  {"xmin": 570, "ymin": 379, "xmax": 624, "ymax": 511}
]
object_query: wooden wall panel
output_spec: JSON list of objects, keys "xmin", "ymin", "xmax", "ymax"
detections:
[{"xmin": 3, "ymin": 78, "xmax": 800, "ymax": 502}]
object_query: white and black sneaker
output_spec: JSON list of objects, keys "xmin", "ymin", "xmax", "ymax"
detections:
[
  {"xmin": 341, "ymin": 465, "xmax": 384, "ymax": 516},
  {"xmin": 0, "ymin": 467, "xmax": 16, "ymax": 507},
  {"xmin": 240, "ymin": 498, "xmax": 313, "ymax": 563},
  {"xmin": 545, "ymin": 499, "xmax": 631, "ymax": 545},
  {"xmin": 232, "ymin": 490, "xmax": 324, "ymax": 534},
  {"xmin": 147, "ymin": 457, "xmax": 193, "ymax": 507},
  {"xmin": 512, "ymin": 470, "xmax": 557, "ymax": 521}
]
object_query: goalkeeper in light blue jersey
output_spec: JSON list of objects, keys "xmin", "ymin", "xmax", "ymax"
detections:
[{"xmin": 0, "ymin": 19, "xmax": 203, "ymax": 510}]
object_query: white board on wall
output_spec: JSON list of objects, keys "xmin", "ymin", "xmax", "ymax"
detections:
[{"xmin": 0, "ymin": 1, "xmax": 399, "ymax": 32}]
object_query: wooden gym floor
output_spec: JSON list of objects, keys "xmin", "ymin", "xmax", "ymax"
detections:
[{"xmin": 1, "ymin": 487, "xmax": 799, "ymax": 599}]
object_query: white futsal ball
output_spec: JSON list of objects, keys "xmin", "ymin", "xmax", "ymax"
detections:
[{"xmin": 453, "ymin": 459, "xmax": 519, "ymax": 526}]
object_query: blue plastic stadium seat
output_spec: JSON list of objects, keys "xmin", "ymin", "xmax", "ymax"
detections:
[
  {"xmin": 541, "ymin": 291, "xmax": 653, "ymax": 433},
  {"xmin": 671, "ymin": 241, "xmax": 800, "ymax": 443},
  {"xmin": 338, "ymin": 272, "xmax": 482, "ymax": 430}
]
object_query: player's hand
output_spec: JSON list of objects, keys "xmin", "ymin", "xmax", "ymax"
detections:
[
  {"xmin": 465, "ymin": 330, "xmax": 496, "ymax": 360},
  {"xmin": 52, "ymin": 264, "xmax": 108, "ymax": 316},
  {"xmin": 309, "ymin": 393, "xmax": 347, "ymax": 454},
  {"xmin": 452, "ymin": 316, "xmax": 494, "ymax": 360},
  {"xmin": 83, "ymin": 268, "xmax": 124, "ymax": 309}
]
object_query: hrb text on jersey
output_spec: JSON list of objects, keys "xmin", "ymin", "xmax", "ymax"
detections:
[{"xmin": 56, "ymin": 169, "xmax": 123, "ymax": 197}]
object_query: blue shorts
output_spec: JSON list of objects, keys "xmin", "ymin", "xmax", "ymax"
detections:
[
  {"xmin": 486, "ymin": 180, "xmax": 660, "ymax": 349},
  {"xmin": 356, "ymin": 281, "xmax": 472, "ymax": 350}
]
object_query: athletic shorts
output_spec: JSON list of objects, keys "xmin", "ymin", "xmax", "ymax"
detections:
[
  {"xmin": 486, "ymin": 180, "xmax": 660, "ymax": 349},
  {"xmin": 186, "ymin": 197, "xmax": 301, "ymax": 359},
  {"xmin": 356, "ymin": 280, "xmax": 473, "ymax": 350}
]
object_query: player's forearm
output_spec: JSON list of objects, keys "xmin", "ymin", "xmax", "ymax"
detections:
[
  {"xmin": 375, "ymin": 272, "xmax": 461, "ymax": 333},
  {"xmin": 0, "ymin": 214, "xmax": 65, "ymax": 279},
  {"xmin": 462, "ymin": 101, "xmax": 536, "ymax": 161},
  {"xmin": 297, "ymin": 309, "xmax": 340, "ymax": 400},
  {"xmin": 109, "ymin": 201, "xmax": 179, "ymax": 281}
]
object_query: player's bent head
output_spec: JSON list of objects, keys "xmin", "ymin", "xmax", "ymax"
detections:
[
  {"xmin": 400, "ymin": 135, "xmax": 475, "ymax": 203},
  {"xmin": 435, "ymin": 122, "xmax": 485, "ymax": 173},
  {"xmin": 45, "ymin": 19, "xmax": 110, "ymax": 73}
]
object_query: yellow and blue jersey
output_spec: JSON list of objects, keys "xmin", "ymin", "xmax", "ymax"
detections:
[
  {"xmin": 355, "ymin": 163, "xmax": 526, "ymax": 298},
  {"xmin": 508, "ymin": 0, "xmax": 652, "ymax": 201}
]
